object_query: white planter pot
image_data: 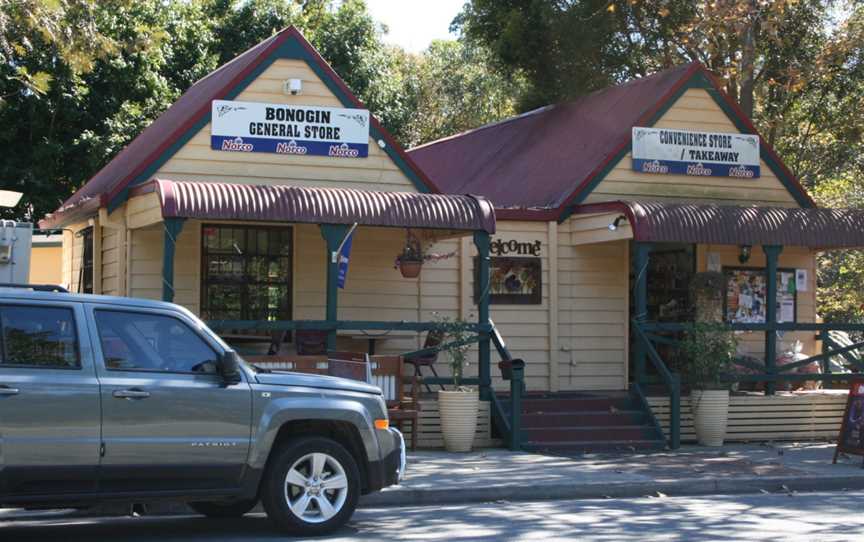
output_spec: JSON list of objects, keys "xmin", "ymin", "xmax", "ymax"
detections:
[
  {"xmin": 691, "ymin": 389, "xmax": 730, "ymax": 447},
  {"xmin": 438, "ymin": 390, "xmax": 479, "ymax": 453}
]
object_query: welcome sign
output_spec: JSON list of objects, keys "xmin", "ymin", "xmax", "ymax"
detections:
[
  {"xmin": 632, "ymin": 127, "xmax": 760, "ymax": 178},
  {"xmin": 211, "ymin": 100, "xmax": 370, "ymax": 158}
]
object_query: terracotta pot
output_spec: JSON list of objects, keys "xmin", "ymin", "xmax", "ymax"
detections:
[
  {"xmin": 438, "ymin": 390, "xmax": 479, "ymax": 452},
  {"xmin": 691, "ymin": 389, "xmax": 730, "ymax": 447},
  {"xmin": 399, "ymin": 260, "xmax": 423, "ymax": 278}
]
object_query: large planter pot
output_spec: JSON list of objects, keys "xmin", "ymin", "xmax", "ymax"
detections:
[
  {"xmin": 691, "ymin": 389, "xmax": 730, "ymax": 447},
  {"xmin": 438, "ymin": 390, "xmax": 479, "ymax": 452},
  {"xmin": 398, "ymin": 260, "xmax": 423, "ymax": 278}
]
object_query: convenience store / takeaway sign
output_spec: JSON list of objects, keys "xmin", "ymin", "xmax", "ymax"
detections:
[
  {"xmin": 632, "ymin": 127, "xmax": 760, "ymax": 178},
  {"xmin": 211, "ymin": 100, "xmax": 370, "ymax": 158}
]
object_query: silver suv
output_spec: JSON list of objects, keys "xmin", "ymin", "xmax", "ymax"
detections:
[{"xmin": 0, "ymin": 286, "xmax": 404, "ymax": 536}]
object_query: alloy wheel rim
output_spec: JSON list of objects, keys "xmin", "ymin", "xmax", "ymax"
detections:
[{"xmin": 284, "ymin": 452, "xmax": 348, "ymax": 523}]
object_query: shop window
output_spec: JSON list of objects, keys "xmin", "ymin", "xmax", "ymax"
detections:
[
  {"xmin": 77, "ymin": 227, "xmax": 94, "ymax": 294},
  {"xmin": 644, "ymin": 244, "xmax": 696, "ymax": 322},
  {"xmin": 724, "ymin": 268, "xmax": 797, "ymax": 323},
  {"xmin": 200, "ymin": 225, "xmax": 292, "ymax": 324},
  {"xmin": 0, "ymin": 306, "xmax": 80, "ymax": 369}
]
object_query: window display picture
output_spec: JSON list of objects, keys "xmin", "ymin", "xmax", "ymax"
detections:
[
  {"xmin": 475, "ymin": 257, "xmax": 542, "ymax": 305},
  {"xmin": 724, "ymin": 267, "xmax": 797, "ymax": 323}
]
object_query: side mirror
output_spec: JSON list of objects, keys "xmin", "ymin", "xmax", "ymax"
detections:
[{"xmin": 218, "ymin": 350, "xmax": 242, "ymax": 386}]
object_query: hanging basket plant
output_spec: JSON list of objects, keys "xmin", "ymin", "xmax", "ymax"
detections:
[
  {"xmin": 394, "ymin": 230, "xmax": 458, "ymax": 278},
  {"xmin": 395, "ymin": 231, "xmax": 424, "ymax": 278}
]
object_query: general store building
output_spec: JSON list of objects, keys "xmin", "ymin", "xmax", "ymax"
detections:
[{"xmin": 44, "ymin": 28, "xmax": 864, "ymax": 450}]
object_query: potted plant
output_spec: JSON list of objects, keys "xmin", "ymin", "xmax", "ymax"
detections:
[
  {"xmin": 680, "ymin": 322, "xmax": 738, "ymax": 446},
  {"xmin": 434, "ymin": 315, "xmax": 479, "ymax": 452},
  {"xmin": 395, "ymin": 233, "xmax": 424, "ymax": 278}
]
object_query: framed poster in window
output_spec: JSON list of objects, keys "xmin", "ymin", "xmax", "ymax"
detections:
[
  {"xmin": 475, "ymin": 256, "xmax": 542, "ymax": 305},
  {"xmin": 724, "ymin": 267, "xmax": 797, "ymax": 324}
]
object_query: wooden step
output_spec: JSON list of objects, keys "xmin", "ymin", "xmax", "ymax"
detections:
[
  {"xmin": 523, "ymin": 439, "xmax": 666, "ymax": 453},
  {"xmin": 523, "ymin": 425, "xmax": 655, "ymax": 442},
  {"xmin": 520, "ymin": 411, "xmax": 647, "ymax": 427},
  {"xmin": 515, "ymin": 397, "xmax": 638, "ymax": 413}
]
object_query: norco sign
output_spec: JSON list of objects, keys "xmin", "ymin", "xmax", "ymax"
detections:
[
  {"xmin": 211, "ymin": 100, "xmax": 370, "ymax": 158},
  {"xmin": 631, "ymin": 127, "xmax": 760, "ymax": 178}
]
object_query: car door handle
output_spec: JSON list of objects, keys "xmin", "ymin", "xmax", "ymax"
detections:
[
  {"xmin": 112, "ymin": 388, "xmax": 150, "ymax": 399},
  {"xmin": 0, "ymin": 386, "xmax": 19, "ymax": 396}
]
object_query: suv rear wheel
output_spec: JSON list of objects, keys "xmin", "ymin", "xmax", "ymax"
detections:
[
  {"xmin": 188, "ymin": 498, "xmax": 258, "ymax": 518},
  {"xmin": 261, "ymin": 436, "xmax": 360, "ymax": 536}
]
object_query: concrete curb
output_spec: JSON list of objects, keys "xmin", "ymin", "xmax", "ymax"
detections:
[
  {"xmin": 4, "ymin": 473, "xmax": 863, "ymax": 521},
  {"xmin": 359, "ymin": 473, "xmax": 864, "ymax": 507}
]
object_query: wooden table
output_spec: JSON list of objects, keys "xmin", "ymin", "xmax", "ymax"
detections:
[{"xmin": 338, "ymin": 330, "xmax": 417, "ymax": 355}]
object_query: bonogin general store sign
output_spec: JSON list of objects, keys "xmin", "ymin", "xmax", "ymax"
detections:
[{"xmin": 211, "ymin": 100, "xmax": 370, "ymax": 158}]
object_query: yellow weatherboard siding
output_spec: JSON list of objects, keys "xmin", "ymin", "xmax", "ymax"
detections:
[
  {"xmin": 29, "ymin": 245, "xmax": 62, "ymax": 285},
  {"xmin": 154, "ymin": 59, "xmax": 417, "ymax": 192},
  {"xmin": 583, "ymin": 88, "xmax": 800, "ymax": 207},
  {"xmin": 557, "ymin": 217, "xmax": 630, "ymax": 391}
]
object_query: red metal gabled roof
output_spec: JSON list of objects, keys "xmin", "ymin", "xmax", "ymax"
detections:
[
  {"xmin": 408, "ymin": 62, "xmax": 814, "ymax": 218},
  {"xmin": 140, "ymin": 179, "xmax": 495, "ymax": 233},
  {"xmin": 42, "ymin": 26, "xmax": 439, "ymax": 229},
  {"xmin": 575, "ymin": 200, "xmax": 864, "ymax": 249}
]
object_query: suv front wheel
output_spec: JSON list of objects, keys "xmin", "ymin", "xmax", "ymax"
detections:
[{"xmin": 261, "ymin": 436, "xmax": 360, "ymax": 536}]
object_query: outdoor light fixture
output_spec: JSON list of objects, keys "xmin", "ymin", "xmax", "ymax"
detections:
[
  {"xmin": 0, "ymin": 190, "xmax": 23, "ymax": 208},
  {"xmin": 608, "ymin": 215, "xmax": 626, "ymax": 231},
  {"xmin": 739, "ymin": 244, "xmax": 752, "ymax": 263},
  {"xmin": 286, "ymin": 78, "xmax": 302, "ymax": 95}
]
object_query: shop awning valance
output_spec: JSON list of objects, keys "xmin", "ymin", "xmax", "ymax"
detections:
[
  {"xmin": 574, "ymin": 200, "xmax": 864, "ymax": 249},
  {"xmin": 137, "ymin": 179, "xmax": 496, "ymax": 233}
]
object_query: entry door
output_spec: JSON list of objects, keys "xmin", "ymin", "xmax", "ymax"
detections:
[
  {"xmin": 0, "ymin": 302, "xmax": 101, "ymax": 496},
  {"xmin": 88, "ymin": 306, "xmax": 252, "ymax": 492}
]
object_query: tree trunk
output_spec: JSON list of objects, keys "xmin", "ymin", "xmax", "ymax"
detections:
[{"xmin": 738, "ymin": 5, "xmax": 758, "ymax": 118}]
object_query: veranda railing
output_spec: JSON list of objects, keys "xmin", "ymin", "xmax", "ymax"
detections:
[
  {"xmin": 207, "ymin": 319, "xmax": 525, "ymax": 451},
  {"xmin": 631, "ymin": 319, "xmax": 864, "ymax": 449}
]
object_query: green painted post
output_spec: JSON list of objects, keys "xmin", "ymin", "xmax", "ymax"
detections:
[
  {"xmin": 474, "ymin": 231, "xmax": 492, "ymax": 401},
  {"xmin": 509, "ymin": 361, "xmax": 525, "ymax": 451},
  {"xmin": 670, "ymin": 373, "xmax": 681, "ymax": 449},
  {"xmin": 162, "ymin": 218, "xmax": 185, "ymax": 302},
  {"xmin": 633, "ymin": 243, "xmax": 652, "ymax": 385},
  {"xmin": 320, "ymin": 224, "xmax": 350, "ymax": 351},
  {"xmin": 763, "ymin": 245, "xmax": 783, "ymax": 395}
]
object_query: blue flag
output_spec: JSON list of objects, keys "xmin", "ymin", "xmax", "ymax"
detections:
[{"xmin": 337, "ymin": 231, "xmax": 353, "ymax": 289}]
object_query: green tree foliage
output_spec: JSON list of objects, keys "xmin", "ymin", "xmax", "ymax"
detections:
[
  {"xmin": 0, "ymin": 0, "xmax": 414, "ymax": 221},
  {"xmin": 398, "ymin": 40, "xmax": 527, "ymax": 148}
]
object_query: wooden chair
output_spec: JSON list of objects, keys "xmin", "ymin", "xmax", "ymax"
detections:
[
  {"xmin": 370, "ymin": 355, "xmax": 420, "ymax": 451},
  {"xmin": 404, "ymin": 329, "xmax": 445, "ymax": 393},
  {"xmin": 294, "ymin": 330, "xmax": 328, "ymax": 355}
]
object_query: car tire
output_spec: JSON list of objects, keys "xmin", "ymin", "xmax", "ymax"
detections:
[
  {"xmin": 261, "ymin": 436, "xmax": 361, "ymax": 536},
  {"xmin": 188, "ymin": 499, "xmax": 258, "ymax": 518}
]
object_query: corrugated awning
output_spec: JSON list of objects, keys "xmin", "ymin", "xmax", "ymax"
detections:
[
  {"xmin": 137, "ymin": 179, "xmax": 496, "ymax": 233},
  {"xmin": 574, "ymin": 200, "xmax": 864, "ymax": 249}
]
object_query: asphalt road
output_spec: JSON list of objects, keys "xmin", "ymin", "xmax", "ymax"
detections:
[{"xmin": 2, "ymin": 490, "xmax": 863, "ymax": 541}]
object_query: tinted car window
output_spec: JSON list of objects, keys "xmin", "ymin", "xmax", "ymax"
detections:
[
  {"xmin": 95, "ymin": 310, "xmax": 219, "ymax": 374},
  {"xmin": 0, "ymin": 306, "xmax": 79, "ymax": 368}
]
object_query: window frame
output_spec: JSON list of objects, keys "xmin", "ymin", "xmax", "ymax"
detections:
[
  {"xmin": 199, "ymin": 223, "xmax": 294, "ymax": 326},
  {"xmin": 77, "ymin": 226, "xmax": 94, "ymax": 294},
  {"xmin": 0, "ymin": 304, "xmax": 82, "ymax": 370},
  {"xmin": 94, "ymin": 308, "xmax": 222, "ymax": 376}
]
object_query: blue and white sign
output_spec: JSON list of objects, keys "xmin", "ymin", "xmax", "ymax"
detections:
[
  {"xmin": 632, "ymin": 127, "xmax": 760, "ymax": 178},
  {"xmin": 336, "ymin": 230, "xmax": 354, "ymax": 289},
  {"xmin": 211, "ymin": 100, "xmax": 370, "ymax": 158}
]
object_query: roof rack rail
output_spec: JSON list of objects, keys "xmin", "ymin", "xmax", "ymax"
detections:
[{"xmin": 0, "ymin": 283, "xmax": 69, "ymax": 293}]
